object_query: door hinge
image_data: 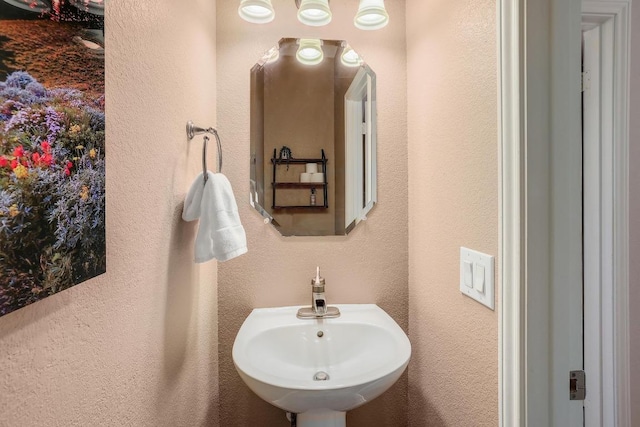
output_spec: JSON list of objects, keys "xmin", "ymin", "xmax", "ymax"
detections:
[
  {"xmin": 570, "ymin": 370, "xmax": 586, "ymax": 400},
  {"xmin": 582, "ymin": 70, "xmax": 591, "ymax": 92}
]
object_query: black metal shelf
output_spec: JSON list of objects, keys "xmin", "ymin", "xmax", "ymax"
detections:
[
  {"xmin": 272, "ymin": 182, "xmax": 327, "ymax": 189},
  {"xmin": 272, "ymin": 205, "xmax": 328, "ymax": 210},
  {"xmin": 271, "ymin": 149, "xmax": 328, "ymax": 209},
  {"xmin": 271, "ymin": 158, "xmax": 327, "ymax": 165}
]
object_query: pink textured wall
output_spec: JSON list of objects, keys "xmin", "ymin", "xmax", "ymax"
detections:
[
  {"xmin": 0, "ymin": 1, "xmax": 220, "ymax": 425},
  {"xmin": 216, "ymin": 0, "xmax": 408, "ymax": 426},
  {"xmin": 628, "ymin": 3, "xmax": 640, "ymax": 425},
  {"xmin": 406, "ymin": 0, "xmax": 499, "ymax": 426}
]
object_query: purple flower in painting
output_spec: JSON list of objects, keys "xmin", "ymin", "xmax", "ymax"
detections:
[
  {"xmin": 48, "ymin": 87, "xmax": 83, "ymax": 102},
  {"xmin": 0, "ymin": 86, "xmax": 42, "ymax": 105},
  {"xmin": 44, "ymin": 107, "xmax": 63, "ymax": 141},
  {"xmin": 25, "ymin": 81, "xmax": 46, "ymax": 98},
  {"xmin": 85, "ymin": 107, "xmax": 105, "ymax": 131},
  {"xmin": 4, "ymin": 106, "xmax": 32, "ymax": 133},
  {"xmin": 0, "ymin": 71, "xmax": 106, "ymax": 315},
  {"xmin": 5, "ymin": 71, "xmax": 36, "ymax": 89}
]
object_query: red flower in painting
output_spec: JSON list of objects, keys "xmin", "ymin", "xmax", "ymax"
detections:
[
  {"xmin": 42, "ymin": 153, "xmax": 54, "ymax": 166},
  {"xmin": 0, "ymin": 156, "xmax": 7, "ymax": 168},
  {"xmin": 64, "ymin": 168, "xmax": 71, "ymax": 177},
  {"xmin": 13, "ymin": 145, "xmax": 24, "ymax": 158},
  {"xmin": 41, "ymin": 141, "xmax": 50, "ymax": 153},
  {"xmin": 10, "ymin": 159, "xmax": 18, "ymax": 169},
  {"xmin": 32, "ymin": 152, "xmax": 41, "ymax": 164},
  {"xmin": 66, "ymin": 161, "xmax": 73, "ymax": 169}
]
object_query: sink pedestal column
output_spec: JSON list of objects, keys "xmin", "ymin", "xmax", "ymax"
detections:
[{"xmin": 297, "ymin": 409, "xmax": 346, "ymax": 427}]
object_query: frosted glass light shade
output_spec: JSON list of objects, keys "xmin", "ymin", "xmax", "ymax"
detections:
[
  {"xmin": 341, "ymin": 47, "xmax": 362, "ymax": 67},
  {"xmin": 297, "ymin": 0, "xmax": 332, "ymax": 26},
  {"xmin": 296, "ymin": 39, "xmax": 324, "ymax": 65},
  {"xmin": 239, "ymin": 0, "xmax": 275, "ymax": 24},
  {"xmin": 354, "ymin": 0, "xmax": 389, "ymax": 30}
]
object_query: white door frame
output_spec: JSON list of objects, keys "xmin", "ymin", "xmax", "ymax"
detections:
[
  {"xmin": 345, "ymin": 68, "xmax": 377, "ymax": 231},
  {"xmin": 499, "ymin": 0, "xmax": 631, "ymax": 426},
  {"xmin": 497, "ymin": 0, "xmax": 525, "ymax": 424},
  {"xmin": 582, "ymin": 2, "xmax": 632, "ymax": 426}
]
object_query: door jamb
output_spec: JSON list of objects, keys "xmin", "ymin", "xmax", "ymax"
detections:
[
  {"xmin": 582, "ymin": 2, "xmax": 632, "ymax": 426},
  {"xmin": 498, "ymin": 0, "xmax": 631, "ymax": 426},
  {"xmin": 498, "ymin": 0, "xmax": 526, "ymax": 424}
]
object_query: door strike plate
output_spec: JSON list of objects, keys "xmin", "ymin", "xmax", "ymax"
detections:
[{"xmin": 570, "ymin": 370, "xmax": 586, "ymax": 400}]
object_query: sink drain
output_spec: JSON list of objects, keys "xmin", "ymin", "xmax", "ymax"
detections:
[{"xmin": 313, "ymin": 371, "xmax": 330, "ymax": 381}]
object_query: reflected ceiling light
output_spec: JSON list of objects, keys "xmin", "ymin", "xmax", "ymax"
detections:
[
  {"xmin": 341, "ymin": 47, "xmax": 362, "ymax": 67},
  {"xmin": 296, "ymin": 0, "xmax": 332, "ymax": 27},
  {"xmin": 354, "ymin": 0, "xmax": 389, "ymax": 30},
  {"xmin": 264, "ymin": 46, "xmax": 280, "ymax": 64},
  {"xmin": 296, "ymin": 39, "xmax": 324, "ymax": 66},
  {"xmin": 238, "ymin": 0, "xmax": 275, "ymax": 24}
]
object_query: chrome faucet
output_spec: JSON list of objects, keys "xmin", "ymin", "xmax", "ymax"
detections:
[{"xmin": 297, "ymin": 267, "xmax": 341, "ymax": 319}]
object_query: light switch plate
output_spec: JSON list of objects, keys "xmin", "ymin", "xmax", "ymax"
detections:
[{"xmin": 460, "ymin": 247, "xmax": 494, "ymax": 310}]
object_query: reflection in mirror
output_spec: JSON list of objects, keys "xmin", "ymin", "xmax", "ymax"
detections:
[{"xmin": 250, "ymin": 38, "xmax": 377, "ymax": 236}]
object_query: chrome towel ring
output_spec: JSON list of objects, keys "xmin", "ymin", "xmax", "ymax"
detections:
[{"xmin": 186, "ymin": 121, "xmax": 222, "ymax": 184}]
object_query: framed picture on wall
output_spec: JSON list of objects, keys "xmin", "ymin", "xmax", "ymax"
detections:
[{"xmin": 0, "ymin": 0, "xmax": 105, "ymax": 317}]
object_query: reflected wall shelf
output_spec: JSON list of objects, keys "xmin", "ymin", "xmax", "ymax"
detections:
[{"xmin": 271, "ymin": 149, "xmax": 328, "ymax": 209}]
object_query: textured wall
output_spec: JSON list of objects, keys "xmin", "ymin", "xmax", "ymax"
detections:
[
  {"xmin": 629, "ymin": 3, "xmax": 640, "ymax": 425},
  {"xmin": 406, "ymin": 0, "xmax": 499, "ymax": 426},
  {"xmin": 216, "ymin": 0, "xmax": 408, "ymax": 426},
  {"xmin": 0, "ymin": 1, "xmax": 220, "ymax": 425}
]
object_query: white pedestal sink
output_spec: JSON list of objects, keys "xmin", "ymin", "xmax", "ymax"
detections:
[{"xmin": 232, "ymin": 304, "xmax": 411, "ymax": 427}]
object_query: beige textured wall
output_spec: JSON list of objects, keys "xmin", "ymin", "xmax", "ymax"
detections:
[
  {"xmin": 629, "ymin": 3, "xmax": 640, "ymax": 425},
  {"xmin": 0, "ymin": 1, "xmax": 220, "ymax": 425},
  {"xmin": 216, "ymin": 0, "xmax": 408, "ymax": 426},
  {"xmin": 406, "ymin": 0, "xmax": 499, "ymax": 426}
]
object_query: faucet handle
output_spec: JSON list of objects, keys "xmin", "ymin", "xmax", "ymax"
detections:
[{"xmin": 312, "ymin": 266, "xmax": 325, "ymax": 285}]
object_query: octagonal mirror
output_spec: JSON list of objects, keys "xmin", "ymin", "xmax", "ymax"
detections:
[{"xmin": 249, "ymin": 38, "xmax": 377, "ymax": 236}]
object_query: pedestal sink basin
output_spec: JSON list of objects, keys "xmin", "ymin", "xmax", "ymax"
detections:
[{"xmin": 232, "ymin": 304, "xmax": 411, "ymax": 427}]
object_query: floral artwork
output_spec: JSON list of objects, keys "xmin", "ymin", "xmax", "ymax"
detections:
[{"xmin": 0, "ymin": 1, "xmax": 105, "ymax": 317}]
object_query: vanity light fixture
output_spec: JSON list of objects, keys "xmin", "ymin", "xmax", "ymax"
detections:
[
  {"xmin": 238, "ymin": 0, "xmax": 275, "ymax": 24},
  {"xmin": 238, "ymin": 0, "xmax": 388, "ymax": 30},
  {"xmin": 296, "ymin": 0, "xmax": 332, "ymax": 26},
  {"xmin": 296, "ymin": 39, "xmax": 324, "ymax": 65},
  {"xmin": 354, "ymin": 0, "xmax": 389, "ymax": 30}
]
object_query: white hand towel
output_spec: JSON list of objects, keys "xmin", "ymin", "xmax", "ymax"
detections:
[{"xmin": 182, "ymin": 172, "xmax": 248, "ymax": 263}]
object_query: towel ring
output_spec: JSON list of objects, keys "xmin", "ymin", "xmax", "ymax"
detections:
[{"xmin": 187, "ymin": 121, "xmax": 222, "ymax": 184}]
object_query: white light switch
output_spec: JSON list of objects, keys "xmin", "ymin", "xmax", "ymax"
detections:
[
  {"xmin": 473, "ymin": 263, "xmax": 485, "ymax": 293},
  {"xmin": 460, "ymin": 247, "xmax": 494, "ymax": 310},
  {"xmin": 463, "ymin": 261, "xmax": 473, "ymax": 288}
]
